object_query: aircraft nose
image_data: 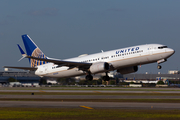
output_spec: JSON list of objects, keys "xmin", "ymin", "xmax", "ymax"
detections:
[{"xmin": 167, "ymin": 48, "xmax": 175, "ymax": 55}]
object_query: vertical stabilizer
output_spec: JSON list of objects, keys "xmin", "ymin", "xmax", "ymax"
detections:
[{"xmin": 22, "ymin": 34, "xmax": 48, "ymax": 67}]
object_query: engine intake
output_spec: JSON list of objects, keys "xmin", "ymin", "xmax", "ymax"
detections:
[
  {"xmin": 117, "ymin": 66, "xmax": 138, "ymax": 74},
  {"xmin": 90, "ymin": 62, "xmax": 110, "ymax": 74}
]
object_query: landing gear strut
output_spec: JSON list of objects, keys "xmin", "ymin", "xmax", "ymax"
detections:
[
  {"xmin": 157, "ymin": 59, "xmax": 166, "ymax": 69},
  {"xmin": 102, "ymin": 72, "xmax": 110, "ymax": 81}
]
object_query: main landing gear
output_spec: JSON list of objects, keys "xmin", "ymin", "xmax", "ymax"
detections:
[
  {"xmin": 85, "ymin": 72, "xmax": 110, "ymax": 81},
  {"xmin": 102, "ymin": 72, "xmax": 110, "ymax": 81},
  {"xmin": 85, "ymin": 72, "xmax": 93, "ymax": 81}
]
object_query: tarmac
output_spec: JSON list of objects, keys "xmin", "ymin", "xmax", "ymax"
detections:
[
  {"xmin": 0, "ymin": 101, "xmax": 180, "ymax": 109},
  {"xmin": 0, "ymin": 88, "xmax": 180, "ymax": 109},
  {"xmin": 1, "ymin": 89, "xmax": 180, "ymax": 93},
  {"xmin": 1, "ymin": 95, "xmax": 180, "ymax": 99}
]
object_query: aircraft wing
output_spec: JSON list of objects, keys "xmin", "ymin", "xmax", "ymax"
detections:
[
  {"xmin": 3, "ymin": 66, "xmax": 37, "ymax": 71},
  {"xmin": 26, "ymin": 56, "xmax": 92, "ymax": 70}
]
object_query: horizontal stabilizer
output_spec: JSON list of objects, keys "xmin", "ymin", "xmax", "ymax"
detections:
[
  {"xmin": 3, "ymin": 66, "xmax": 37, "ymax": 71},
  {"xmin": 17, "ymin": 44, "xmax": 27, "ymax": 61},
  {"xmin": 17, "ymin": 44, "xmax": 26, "ymax": 55}
]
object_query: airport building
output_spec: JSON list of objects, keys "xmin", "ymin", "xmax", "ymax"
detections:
[
  {"xmin": 0, "ymin": 70, "xmax": 40, "ymax": 86},
  {"xmin": 75, "ymin": 71, "xmax": 180, "ymax": 81},
  {"xmin": 0, "ymin": 70, "xmax": 180, "ymax": 86},
  {"xmin": 75, "ymin": 71, "xmax": 180, "ymax": 85},
  {"xmin": 123, "ymin": 73, "xmax": 180, "ymax": 80}
]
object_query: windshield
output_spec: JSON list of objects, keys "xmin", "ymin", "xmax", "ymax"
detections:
[{"xmin": 158, "ymin": 46, "xmax": 167, "ymax": 49}]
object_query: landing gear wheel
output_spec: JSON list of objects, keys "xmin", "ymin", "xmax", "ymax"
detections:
[
  {"xmin": 85, "ymin": 75, "xmax": 93, "ymax": 81},
  {"xmin": 157, "ymin": 65, "xmax": 162, "ymax": 69},
  {"xmin": 103, "ymin": 76, "xmax": 110, "ymax": 81}
]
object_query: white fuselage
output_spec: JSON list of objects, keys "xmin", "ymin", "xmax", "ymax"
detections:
[{"xmin": 35, "ymin": 44, "xmax": 174, "ymax": 78}]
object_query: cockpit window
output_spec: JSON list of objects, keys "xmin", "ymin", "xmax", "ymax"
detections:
[{"xmin": 158, "ymin": 46, "xmax": 167, "ymax": 49}]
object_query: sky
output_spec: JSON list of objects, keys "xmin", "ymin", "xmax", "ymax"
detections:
[{"xmin": 0, "ymin": 0, "xmax": 180, "ymax": 74}]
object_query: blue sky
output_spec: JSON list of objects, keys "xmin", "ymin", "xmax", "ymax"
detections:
[{"xmin": 0, "ymin": 0, "xmax": 180, "ymax": 74}]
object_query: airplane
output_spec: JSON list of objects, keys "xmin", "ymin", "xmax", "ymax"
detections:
[{"xmin": 4, "ymin": 34, "xmax": 175, "ymax": 81}]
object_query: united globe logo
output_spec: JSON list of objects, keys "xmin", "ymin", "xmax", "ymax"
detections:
[{"xmin": 30, "ymin": 48, "xmax": 47, "ymax": 67}]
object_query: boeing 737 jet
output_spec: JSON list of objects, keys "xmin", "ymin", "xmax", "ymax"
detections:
[{"xmin": 4, "ymin": 35, "xmax": 175, "ymax": 81}]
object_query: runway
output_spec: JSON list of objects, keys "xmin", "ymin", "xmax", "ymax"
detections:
[
  {"xmin": 0, "ymin": 87, "xmax": 180, "ymax": 109},
  {"xmin": 1, "ymin": 89, "xmax": 180, "ymax": 93},
  {"xmin": 0, "ymin": 101, "xmax": 180, "ymax": 109},
  {"xmin": 1, "ymin": 95, "xmax": 180, "ymax": 99}
]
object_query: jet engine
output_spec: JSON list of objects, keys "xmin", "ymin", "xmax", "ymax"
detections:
[
  {"xmin": 117, "ymin": 66, "xmax": 138, "ymax": 74},
  {"xmin": 90, "ymin": 62, "xmax": 110, "ymax": 74}
]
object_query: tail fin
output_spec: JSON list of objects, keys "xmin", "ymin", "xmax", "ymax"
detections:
[{"xmin": 21, "ymin": 34, "xmax": 48, "ymax": 67}]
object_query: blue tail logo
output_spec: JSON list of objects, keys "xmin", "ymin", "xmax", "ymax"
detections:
[{"xmin": 22, "ymin": 34, "xmax": 48, "ymax": 67}]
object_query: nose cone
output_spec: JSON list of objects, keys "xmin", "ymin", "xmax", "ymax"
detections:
[
  {"xmin": 166, "ymin": 48, "xmax": 175, "ymax": 57},
  {"xmin": 169, "ymin": 48, "xmax": 175, "ymax": 54}
]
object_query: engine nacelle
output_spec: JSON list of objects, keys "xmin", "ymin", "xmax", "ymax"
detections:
[
  {"xmin": 117, "ymin": 66, "xmax": 138, "ymax": 74},
  {"xmin": 90, "ymin": 62, "xmax": 110, "ymax": 74}
]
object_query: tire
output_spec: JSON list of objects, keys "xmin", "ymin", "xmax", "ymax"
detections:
[
  {"xmin": 85, "ymin": 75, "xmax": 93, "ymax": 81},
  {"xmin": 157, "ymin": 65, "xmax": 162, "ymax": 69},
  {"xmin": 103, "ymin": 76, "xmax": 110, "ymax": 81}
]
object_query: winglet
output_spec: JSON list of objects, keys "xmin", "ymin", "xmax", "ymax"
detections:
[{"xmin": 17, "ymin": 44, "xmax": 27, "ymax": 61}]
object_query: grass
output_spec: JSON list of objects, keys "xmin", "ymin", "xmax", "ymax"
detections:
[{"xmin": 0, "ymin": 108, "xmax": 180, "ymax": 120}]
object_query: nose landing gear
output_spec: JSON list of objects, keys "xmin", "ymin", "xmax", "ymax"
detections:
[
  {"xmin": 157, "ymin": 59, "xmax": 166, "ymax": 69},
  {"xmin": 157, "ymin": 65, "xmax": 162, "ymax": 69}
]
